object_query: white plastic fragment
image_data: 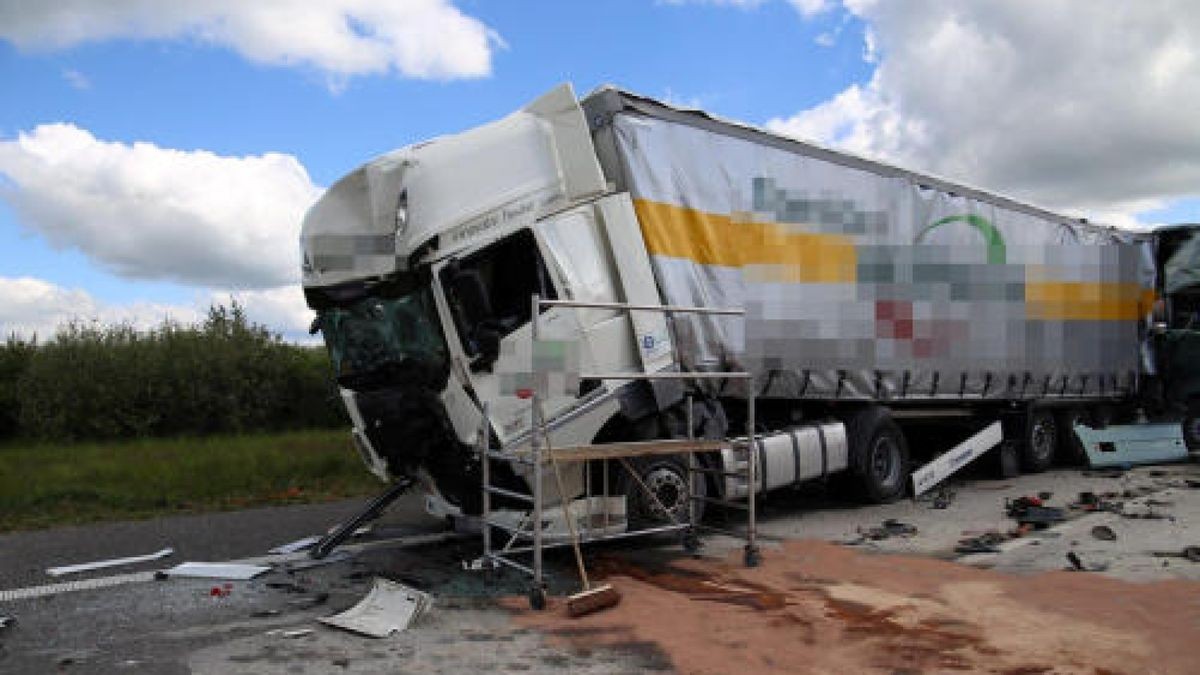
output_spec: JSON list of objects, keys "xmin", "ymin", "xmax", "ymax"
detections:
[
  {"xmin": 46, "ymin": 548, "xmax": 174, "ymax": 577},
  {"xmin": 269, "ymin": 536, "xmax": 322, "ymax": 554},
  {"xmin": 320, "ymin": 578, "xmax": 432, "ymax": 638},
  {"xmin": 164, "ymin": 562, "xmax": 270, "ymax": 580}
]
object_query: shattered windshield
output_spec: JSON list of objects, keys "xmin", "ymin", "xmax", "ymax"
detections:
[{"xmin": 317, "ymin": 286, "xmax": 448, "ymax": 390}]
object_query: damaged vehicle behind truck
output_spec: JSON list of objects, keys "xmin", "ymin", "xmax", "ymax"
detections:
[{"xmin": 301, "ymin": 84, "xmax": 1170, "ymax": 528}]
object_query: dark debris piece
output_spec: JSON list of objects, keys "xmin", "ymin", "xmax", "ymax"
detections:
[
  {"xmin": 1006, "ymin": 496, "xmax": 1067, "ymax": 528},
  {"xmin": 1151, "ymin": 546, "xmax": 1200, "ymax": 562},
  {"xmin": 955, "ymin": 531, "xmax": 1007, "ymax": 555},
  {"xmin": 1065, "ymin": 551, "xmax": 1108, "ymax": 572},
  {"xmin": 857, "ymin": 519, "xmax": 919, "ymax": 541},
  {"xmin": 1091, "ymin": 525, "xmax": 1117, "ymax": 542}
]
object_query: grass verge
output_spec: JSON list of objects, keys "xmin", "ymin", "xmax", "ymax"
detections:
[{"xmin": 0, "ymin": 429, "xmax": 382, "ymax": 531}]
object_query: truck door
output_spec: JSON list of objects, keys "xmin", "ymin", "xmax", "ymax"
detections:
[{"xmin": 433, "ymin": 228, "xmax": 582, "ymax": 446}]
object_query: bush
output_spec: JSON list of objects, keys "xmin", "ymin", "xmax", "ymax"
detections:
[
  {"xmin": 15, "ymin": 303, "xmax": 345, "ymax": 442},
  {"xmin": 0, "ymin": 336, "xmax": 35, "ymax": 438}
]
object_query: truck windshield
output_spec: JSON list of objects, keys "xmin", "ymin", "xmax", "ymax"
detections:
[{"xmin": 317, "ymin": 286, "xmax": 449, "ymax": 390}]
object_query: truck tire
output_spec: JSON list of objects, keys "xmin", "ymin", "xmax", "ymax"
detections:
[
  {"xmin": 845, "ymin": 407, "xmax": 909, "ymax": 503},
  {"xmin": 621, "ymin": 455, "xmax": 705, "ymax": 527},
  {"xmin": 1020, "ymin": 410, "xmax": 1058, "ymax": 473},
  {"xmin": 1055, "ymin": 407, "xmax": 1089, "ymax": 465}
]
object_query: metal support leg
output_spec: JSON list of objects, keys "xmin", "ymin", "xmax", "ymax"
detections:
[
  {"xmin": 684, "ymin": 396, "xmax": 701, "ymax": 554},
  {"xmin": 530, "ymin": 392, "xmax": 546, "ymax": 610},
  {"xmin": 479, "ymin": 404, "xmax": 492, "ymax": 578},
  {"xmin": 744, "ymin": 385, "xmax": 761, "ymax": 567},
  {"xmin": 310, "ymin": 476, "xmax": 414, "ymax": 559}
]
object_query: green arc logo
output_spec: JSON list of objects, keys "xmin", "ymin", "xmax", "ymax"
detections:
[{"xmin": 915, "ymin": 214, "xmax": 1007, "ymax": 265}]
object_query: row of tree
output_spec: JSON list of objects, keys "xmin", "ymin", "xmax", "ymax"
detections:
[{"xmin": 0, "ymin": 305, "xmax": 346, "ymax": 442}]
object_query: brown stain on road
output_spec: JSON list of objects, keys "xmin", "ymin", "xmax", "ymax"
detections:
[{"xmin": 507, "ymin": 539, "xmax": 1200, "ymax": 674}]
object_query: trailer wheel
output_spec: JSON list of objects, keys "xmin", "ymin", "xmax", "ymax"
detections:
[
  {"xmin": 846, "ymin": 407, "xmax": 909, "ymax": 503},
  {"xmin": 1055, "ymin": 408, "xmax": 1089, "ymax": 465},
  {"xmin": 1021, "ymin": 410, "xmax": 1058, "ymax": 473},
  {"xmin": 621, "ymin": 455, "xmax": 705, "ymax": 527}
]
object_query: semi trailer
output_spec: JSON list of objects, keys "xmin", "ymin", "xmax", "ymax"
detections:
[{"xmin": 300, "ymin": 84, "xmax": 1162, "ymax": 526}]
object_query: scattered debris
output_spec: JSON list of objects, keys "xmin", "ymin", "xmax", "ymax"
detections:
[
  {"xmin": 282, "ymin": 551, "xmax": 354, "ymax": 573},
  {"xmin": 852, "ymin": 519, "xmax": 918, "ymax": 543},
  {"xmin": 1120, "ymin": 510, "xmax": 1173, "ymax": 521},
  {"xmin": 46, "ymin": 548, "xmax": 174, "ymax": 577},
  {"xmin": 1083, "ymin": 469, "xmax": 1127, "ymax": 479},
  {"xmin": 320, "ymin": 578, "xmax": 432, "ymax": 638},
  {"xmin": 1065, "ymin": 551, "xmax": 1108, "ymax": 572},
  {"xmin": 1006, "ymin": 496, "xmax": 1066, "ymax": 527},
  {"xmin": 266, "ymin": 581, "xmax": 309, "ymax": 594},
  {"xmin": 918, "ymin": 485, "xmax": 956, "ymax": 509},
  {"xmin": 955, "ymin": 531, "xmax": 1006, "ymax": 554},
  {"xmin": 250, "ymin": 609, "xmax": 281, "ymax": 618},
  {"xmin": 288, "ymin": 592, "xmax": 330, "ymax": 610},
  {"xmin": 269, "ymin": 536, "xmax": 322, "ymax": 555},
  {"xmin": 280, "ymin": 628, "xmax": 315, "ymax": 639},
  {"xmin": 1151, "ymin": 546, "xmax": 1200, "ymax": 563},
  {"xmin": 1091, "ymin": 525, "xmax": 1118, "ymax": 541},
  {"xmin": 164, "ymin": 562, "xmax": 270, "ymax": 580},
  {"xmin": 0, "ymin": 615, "xmax": 14, "ymax": 630}
]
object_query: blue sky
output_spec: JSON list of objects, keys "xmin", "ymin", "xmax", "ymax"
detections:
[{"xmin": 1, "ymin": 1, "xmax": 1198, "ymax": 339}]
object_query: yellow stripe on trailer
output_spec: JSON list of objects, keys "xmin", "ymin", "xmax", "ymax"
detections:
[
  {"xmin": 632, "ymin": 199, "xmax": 857, "ymax": 283},
  {"xmin": 1025, "ymin": 282, "xmax": 1151, "ymax": 321}
]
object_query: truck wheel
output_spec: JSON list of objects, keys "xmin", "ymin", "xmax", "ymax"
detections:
[
  {"xmin": 621, "ymin": 455, "xmax": 705, "ymax": 527},
  {"xmin": 1183, "ymin": 413, "xmax": 1200, "ymax": 451},
  {"xmin": 1021, "ymin": 410, "xmax": 1058, "ymax": 473},
  {"xmin": 1055, "ymin": 407, "xmax": 1089, "ymax": 465},
  {"xmin": 845, "ymin": 407, "xmax": 909, "ymax": 503}
]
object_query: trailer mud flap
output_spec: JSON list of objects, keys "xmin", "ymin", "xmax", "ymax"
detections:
[{"xmin": 1073, "ymin": 423, "xmax": 1188, "ymax": 468}]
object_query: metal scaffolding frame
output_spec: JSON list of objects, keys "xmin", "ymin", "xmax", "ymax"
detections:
[{"xmin": 480, "ymin": 295, "xmax": 761, "ymax": 609}]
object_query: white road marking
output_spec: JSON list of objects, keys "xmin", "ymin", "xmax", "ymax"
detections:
[{"xmin": 0, "ymin": 571, "xmax": 158, "ymax": 602}]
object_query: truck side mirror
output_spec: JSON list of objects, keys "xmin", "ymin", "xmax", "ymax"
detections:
[{"xmin": 309, "ymin": 316, "xmax": 322, "ymax": 335}]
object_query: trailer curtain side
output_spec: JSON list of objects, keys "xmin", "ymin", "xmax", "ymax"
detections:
[{"xmin": 585, "ymin": 90, "xmax": 1155, "ymax": 402}]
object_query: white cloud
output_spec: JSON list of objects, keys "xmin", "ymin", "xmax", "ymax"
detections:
[
  {"xmin": 61, "ymin": 68, "xmax": 89, "ymax": 90},
  {"xmin": 0, "ymin": 276, "xmax": 316, "ymax": 342},
  {"xmin": 786, "ymin": 0, "xmax": 830, "ymax": 18},
  {"xmin": 661, "ymin": 0, "xmax": 829, "ymax": 17},
  {"xmin": 0, "ymin": 276, "xmax": 201, "ymax": 341},
  {"xmin": 0, "ymin": 0, "xmax": 500, "ymax": 81},
  {"xmin": 212, "ymin": 286, "xmax": 315, "ymax": 338},
  {"xmin": 0, "ymin": 123, "xmax": 322, "ymax": 289},
  {"xmin": 767, "ymin": 1, "xmax": 1200, "ymax": 222}
]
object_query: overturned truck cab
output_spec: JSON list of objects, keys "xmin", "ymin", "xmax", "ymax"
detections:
[{"xmin": 300, "ymin": 85, "xmax": 665, "ymax": 518}]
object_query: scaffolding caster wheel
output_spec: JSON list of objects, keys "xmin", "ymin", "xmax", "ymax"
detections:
[
  {"xmin": 743, "ymin": 544, "xmax": 761, "ymax": 568},
  {"xmin": 682, "ymin": 529, "xmax": 702, "ymax": 555},
  {"xmin": 528, "ymin": 585, "xmax": 547, "ymax": 611}
]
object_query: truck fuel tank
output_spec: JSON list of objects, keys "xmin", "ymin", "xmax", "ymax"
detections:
[{"xmin": 721, "ymin": 422, "xmax": 848, "ymax": 499}]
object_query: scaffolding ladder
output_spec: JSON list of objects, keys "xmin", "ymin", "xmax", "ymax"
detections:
[{"xmin": 479, "ymin": 296, "xmax": 761, "ymax": 609}]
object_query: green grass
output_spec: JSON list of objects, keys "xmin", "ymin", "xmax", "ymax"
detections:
[{"xmin": 0, "ymin": 429, "xmax": 382, "ymax": 531}]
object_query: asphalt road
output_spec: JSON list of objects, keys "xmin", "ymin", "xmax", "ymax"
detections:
[
  {"xmin": 0, "ymin": 493, "xmax": 440, "ymax": 592},
  {"xmin": 2, "ymin": 463, "xmax": 1199, "ymax": 673}
]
